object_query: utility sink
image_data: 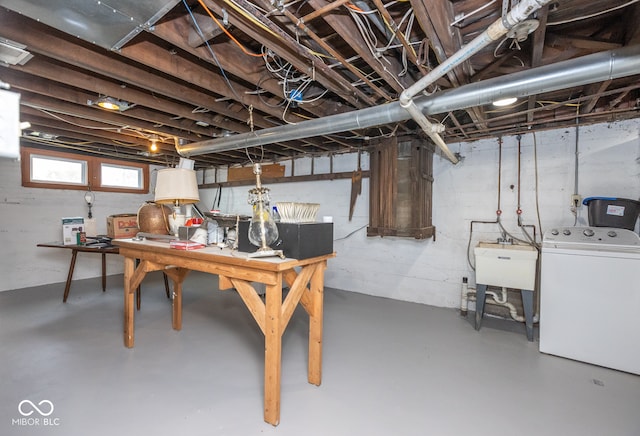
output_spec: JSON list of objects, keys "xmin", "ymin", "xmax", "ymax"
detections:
[{"xmin": 474, "ymin": 242, "xmax": 538, "ymax": 290}]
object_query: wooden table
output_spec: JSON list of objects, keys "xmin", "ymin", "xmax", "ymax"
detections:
[
  {"xmin": 113, "ymin": 238, "xmax": 335, "ymax": 426},
  {"xmin": 37, "ymin": 242, "xmax": 119, "ymax": 302}
]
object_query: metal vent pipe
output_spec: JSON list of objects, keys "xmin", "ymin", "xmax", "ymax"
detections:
[{"xmin": 177, "ymin": 44, "xmax": 640, "ymax": 157}]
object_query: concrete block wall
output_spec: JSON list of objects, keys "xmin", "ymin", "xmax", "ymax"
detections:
[
  {"xmin": 0, "ymin": 163, "xmax": 164, "ymax": 292},
  {"xmin": 197, "ymin": 119, "xmax": 639, "ymax": 308},
  {"xmin": 1, "ymin": 119, "xmax": 638, "ymax": 310}
]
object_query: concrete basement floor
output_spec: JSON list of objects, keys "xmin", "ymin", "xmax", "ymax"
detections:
[{"xmin": 1, "ymin": 271, "xmax": 639, "ymax": 436}]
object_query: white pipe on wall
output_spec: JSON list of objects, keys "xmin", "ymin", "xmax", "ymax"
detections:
[
  {"xmin": 398, "ymin": 0, "xmax": 554, "ymax": 163},
  {"xmin": 460, "ymin": 278, "xmax": 539, "ymax": 324}
]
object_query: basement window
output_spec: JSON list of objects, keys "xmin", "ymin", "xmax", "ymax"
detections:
[
  {"xmin": 31, "ymin": 153, "xmax": 87, "ymax": 186},
  {"xmin": 21, "ymin": 147, "xmax": 149, "ymax": 194},
  {"xmin": 100, "ymin": 163, "xmax": 144, "ymax": 189}
]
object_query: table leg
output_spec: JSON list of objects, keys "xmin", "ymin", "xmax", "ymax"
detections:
[
  {"xmin": 264, "ymin": 277, "xmax": 283, "ymax": 426},
  {"xmin": 124, "ymin": 257, "xmax": 135, "ymax": 348},
  {"xmin": 308, "ymin": 262, "xmax": 325, "ymax": 386},
  {"xmin": 101, "ymin": 253, "xmax": 107, "ymax": 292},
  {"xmin": 163, "ymin": 273, "xmax": 170, "ymax": 299},
  {"xmin": 521, "ymin": 289, "xmax": 535, "ymax": 342},
  {"xmin": 172, "ymin": 279, "xmax": 182, "ymax": 331},
  {"xmin": 162, "ymin": 268, "xmax": 189, "ymax": 331},
  {"xmin": 62, "ymin": 249, "xmax": 78, "ymax": 302},
  {"xmin": 475, "ymin": 284, "xmax": 487, "ymax": 331},
  {"xmin": 135, "ymin": 259, "xmax": 141, "ymax": 311}
]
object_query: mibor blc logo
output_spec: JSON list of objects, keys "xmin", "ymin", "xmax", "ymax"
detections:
[{"xmin": 12, "ymin": 400, "xmax": 60, "ymax": 427}]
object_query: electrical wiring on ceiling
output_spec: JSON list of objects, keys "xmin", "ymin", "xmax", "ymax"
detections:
[
  {"xmin": 254, "ymin": 74, "xmax": 286, "ymax": 108},
  {"xmin": 30, "ymin": 107, "xmax": 123, "ymax": 131},
  {"xmin": 217, "ymin": 0, "xmax": 282, "ymax": 42},
  {"xmin": 345, "ymin": 1, "xmax": 415, "ymax": 85},
  {"xmin": 450, "ymin": 0, "xmax": 497, "ymax": 27},
  {"xmin": 547, "ymin": 0, "xmax": 640, "ymax": 25},
  {"xmin": 261, "ymin": 45, "xmax": 331, "ymax": 122},
  {"xmin": 183, "ymin": 0, "xmax": 248, "ymax": 111},
  {"xmin": 391, "ymin": 8, "xmax": 416, "ymax": 76},
  {"xmin": 196, "ymin": 0, "xmax": 264, "ymax": 57},
  {"xmin": 23, "ymin": 135, "xmax": 171, "ymax": 165},
  {"xmin": 187, "ymin": 0, "xmax": 340, "ymax": 123},
  {"xmin": 37, "ymin": 106, "xmax": 178, "ymax": 147}
]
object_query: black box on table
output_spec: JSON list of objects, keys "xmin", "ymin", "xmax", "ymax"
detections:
[{"xmin": 237, "ymin": 221, "xmax": 333, "ymax": 260}]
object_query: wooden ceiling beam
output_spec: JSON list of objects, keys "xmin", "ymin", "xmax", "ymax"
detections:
[
  {"xmin": 20, "ymin": 110, "xmax": 151, "ymax": 147},
  {"xmin": 152, "ymin": 13, "xmax": 343, "ymax": 119},
  {"xmin": 20, "ymin": 110, "xmax": 233, "ymax": 167},
  {"xmin": 580, "ymin": 80, "xmax": 612, "ymax": 114},
  {"xmin": 305, "ymin": 0, "xmax": 415, "ymax": 94},
  {"xmin": 8, "ymin": 57, "xmax": 250, "ymax": 134},
  {"xmin": 185, "ymin": 11, "xmax": 226, "ymax": 47},
  {"xmin": 117, "ymin": 37, "xmax": 299, "ymax": 124},
  {"xmin": 201, "ymin": 0, "xmax": 368, "ymax": 108},
  {"xmin": 409, "ymin": 0, "xmax": 488, "ymax": 128},
  {"xmin": 5, "ymin": 69, "xmax": 224, "ymax": 140},
  {"xmin": 545, "ymin": 34, "xmax": 622, "ymax": 51},
  {"xmin": 0, "ymin": 11, "xmax": 270, "ymax": 132},
  {"xmin": 19, "ymin": 93, "xmax": 207, "ymax": 144}
]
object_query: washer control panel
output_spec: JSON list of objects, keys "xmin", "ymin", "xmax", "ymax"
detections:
[{"xmin": 544, "ymin": 226, "xmax": 640, "ymax": 248}]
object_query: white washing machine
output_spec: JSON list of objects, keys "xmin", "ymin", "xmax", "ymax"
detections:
[{"xmin": 540, "ymin": 226, "xmax": 640, "ymax": 375}]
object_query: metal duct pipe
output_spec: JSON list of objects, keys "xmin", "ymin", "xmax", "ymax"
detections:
[
  {"xmin": 177, "ymin": 44, "xmax": 640, "ymax": 156},
  {"xmin": 398, "ymin": 0, "xmax": 552, "ymax": 163},
  {"xmin": 399, "ymin": 0, "xmax": 554, "ymax": 104}
]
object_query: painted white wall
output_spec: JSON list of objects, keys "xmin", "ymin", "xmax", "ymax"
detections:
[
  {"xmin": 0, "ymin": 163, "xmax": 164, "ymax": 292},
  {"xmin": 1, "ymin": 119, "xmax": 639, "ymax": 308},
  {"xmin": 198, "ymin": 120, "xmax": 640, "ymax": 308}
]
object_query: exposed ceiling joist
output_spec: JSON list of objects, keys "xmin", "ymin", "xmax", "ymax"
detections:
[{"xmin": 0, "ymin": 0, "xmax": 637, "ymax": 168}]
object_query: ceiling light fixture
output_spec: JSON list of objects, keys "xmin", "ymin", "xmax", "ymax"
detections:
[
  {"xmin": 492, "ymin": 97, "xmax": 518, "ymax": 107},
  {"xmin": 88, "ymin": 96, "xmax": 132, "ymax": 112},
  {"xmin": 150, "ymin": 135, "xmax": 159, "ymax": 152}
]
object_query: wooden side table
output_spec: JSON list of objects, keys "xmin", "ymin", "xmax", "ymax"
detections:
[
  {"xmin": 37, "ymin": 242, "xmax": 170, "ymax": 308},
  {"xmin": 37, "ymin": 243, "xmax": 120, "ymax": 302}
]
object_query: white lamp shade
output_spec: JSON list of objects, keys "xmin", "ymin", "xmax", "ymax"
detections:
[{"xmin": 154, "ymin": 168, "xmax": 200, "ymax": 205}]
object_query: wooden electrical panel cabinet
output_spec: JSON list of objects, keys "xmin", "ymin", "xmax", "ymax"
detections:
[{"xmin": 367, "ymin": 135, "xmax": 435, "ymax": 239}]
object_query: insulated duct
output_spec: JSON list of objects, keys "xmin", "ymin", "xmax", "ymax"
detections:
[{"xmin": 177, "ymin": 44, "xmax": 640, "ymax": 157}]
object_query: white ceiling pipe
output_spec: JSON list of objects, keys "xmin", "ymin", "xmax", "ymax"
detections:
[
  {"xmin": 399, "ymin": 0, "xmax": 554, "ymax": 105},
  {"xmin": 177, "ymin": 44, "xmax": 640, "ymax": 156},
  {"xmin": 398, "ymin": 0, "xmax": 553, "ymax": 163}
]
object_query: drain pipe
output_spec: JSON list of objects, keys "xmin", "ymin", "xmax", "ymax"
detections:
[
  {"xmin": 398, "ymin": 0, "xmax": 553, "ymax": 164},
  {"xmin": 177, "ymin": 44, "xmax": 640, "ymax": 157},
  {"xmin": 460, "ymin": 277, "xmax": 539, "ymax": 323}
]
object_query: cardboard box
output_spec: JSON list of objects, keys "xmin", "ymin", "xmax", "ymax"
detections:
[
  {"xmin": 62, "ymin": 217, "xmax": 85, "ymax": 245},
  {"xmin": 107, "ymin": 214, "xmax": 139, "ymax": 239}
]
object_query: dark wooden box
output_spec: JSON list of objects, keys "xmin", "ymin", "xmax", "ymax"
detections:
[{"xmin": 238, "ymin": 221, "xmax": 333, "ymax": 259}]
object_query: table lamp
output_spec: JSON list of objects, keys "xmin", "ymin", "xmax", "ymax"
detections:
[
  {"xmin": 247, "ymin": 163, "xmax": 283, "ymax": 258},
  {"xmin": 154, "ymin": 168, "xmax": 200, "ymax": 236}
]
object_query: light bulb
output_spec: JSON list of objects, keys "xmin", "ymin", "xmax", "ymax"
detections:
[
  {"xmin": 248, "ymin": 201, "xmax": 279, "ymax": 248},
  {"xmin": 492, "ymin": 97, "xmax": 517, "ymax": 107}
]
